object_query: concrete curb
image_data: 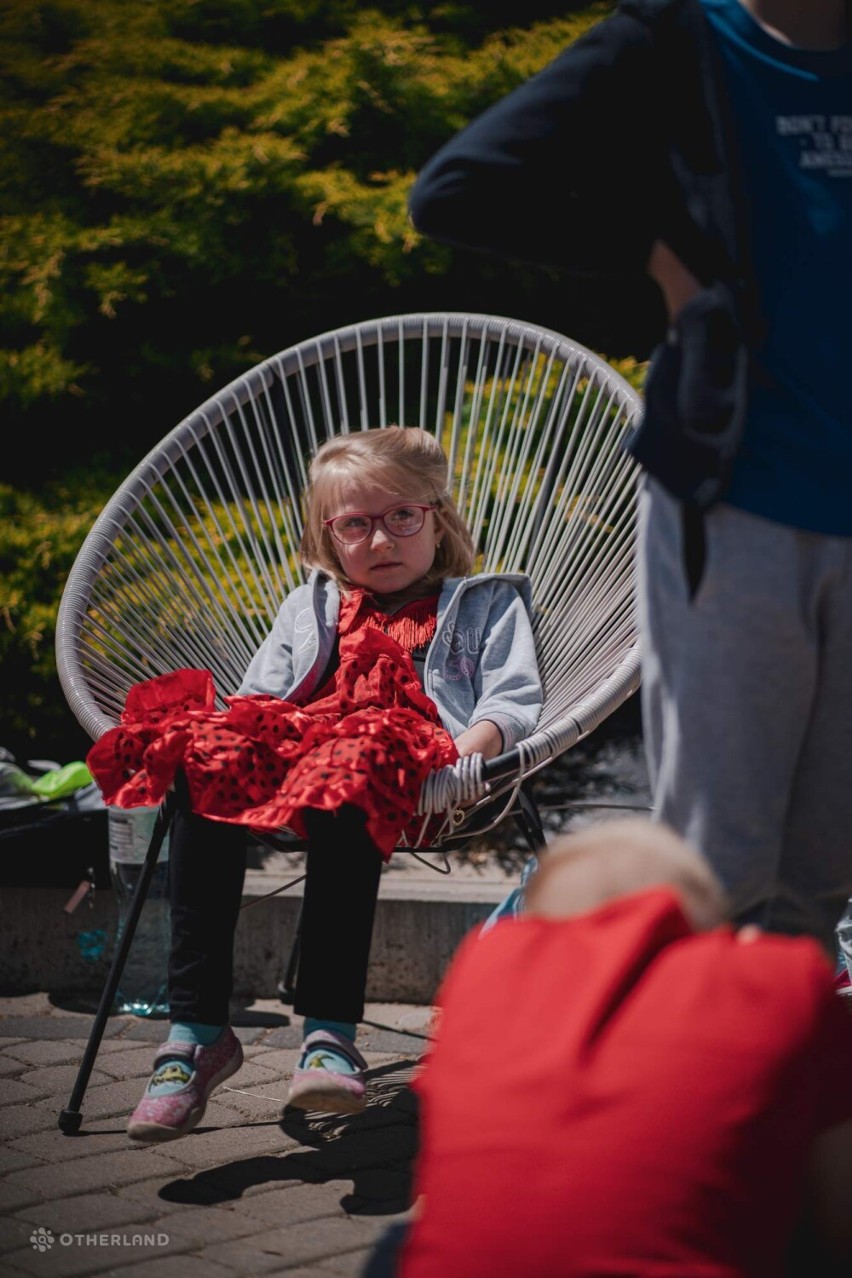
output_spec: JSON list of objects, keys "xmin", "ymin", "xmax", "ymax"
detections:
[{"xmin": 1, "ymin": 865, "xmax": 515, "ymax": 1008}]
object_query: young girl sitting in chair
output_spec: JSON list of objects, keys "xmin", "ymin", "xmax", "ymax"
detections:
[{"xmin": 87, "ymin": 425, "xmax": 543, "ymax": 1141}]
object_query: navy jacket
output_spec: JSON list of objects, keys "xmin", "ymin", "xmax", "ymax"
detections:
[{"xmin": 409, "ymin": 0, "xmax": 759, "ymax": 508}]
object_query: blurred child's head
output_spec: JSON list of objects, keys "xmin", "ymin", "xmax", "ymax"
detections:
[
  {"xmin": 523, "ymin": 817, "xmax": 728, "ymax": 933},
  {"xmin": 300, "ymin": 426, "xmax": 475, "ymax": 591}
]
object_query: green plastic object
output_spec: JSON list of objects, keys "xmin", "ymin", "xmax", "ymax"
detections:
[{"xmin": 30, "ymin": 761, "xmax": 94, "ymax": 800}]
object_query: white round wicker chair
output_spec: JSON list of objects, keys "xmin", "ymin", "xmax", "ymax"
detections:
[
  {"xmin": 56, "ymin": 312, "xmax": 642, "ymax": 1132},
  {"xmin": 57, "ymin": 311, "xmax": 642, "ymax": 834}
]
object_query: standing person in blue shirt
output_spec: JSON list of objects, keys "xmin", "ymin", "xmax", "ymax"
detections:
[{"xmin": 409, "ymin": 0, "xmax": 852, "ymax": 958}]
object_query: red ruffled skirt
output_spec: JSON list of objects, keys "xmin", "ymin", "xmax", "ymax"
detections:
[{"xmin": 87, "ymin": 629, "xmax": 458, "ymax": 860}]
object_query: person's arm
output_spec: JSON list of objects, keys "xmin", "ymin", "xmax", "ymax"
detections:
[
  {"xmin": 463, "ymin": 582, "xmax": 543, "ymax": 754},
  {"xmin": 409, "ymin": 10, "xmax": 661, "ymax": 278},
  {"xmin": 454, "ymin": 718, "xmax": 503, "ymax": 760},
  {"xmin": 646, "ymin": 239, "xmax": 702, "ymax": 321},
  {"xmin": 237, "ymin": 592, "xmax": 301, "ymax": 697}
]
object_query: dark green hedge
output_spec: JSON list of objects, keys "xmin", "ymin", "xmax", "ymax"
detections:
[
  {"xmin": 0, "ymin": 0, "xmax": 654, "ymax": 758},
  {"xmin": 1, "ymin": 1, "xmax": 658, "ymax": 483}
]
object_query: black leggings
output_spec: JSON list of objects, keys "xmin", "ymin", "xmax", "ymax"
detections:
[{"xmin": 168, "ymin": 802, "xmax": 383, "ymax": 1026}]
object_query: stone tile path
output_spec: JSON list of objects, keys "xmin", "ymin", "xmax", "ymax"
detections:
[{"xmin": 0, "ymin": 994, "xmax": 428, "ymax": 1276}]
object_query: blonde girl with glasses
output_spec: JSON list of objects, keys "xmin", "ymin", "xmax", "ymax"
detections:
[{"xmin": 88, "ymin": 426, "xmax": 542, "ymax": 1138}]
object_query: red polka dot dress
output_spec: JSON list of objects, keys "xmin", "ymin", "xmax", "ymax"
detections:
[{"xmin": 87, "ymin": 591, "xmax": 458, "ymax": 859}]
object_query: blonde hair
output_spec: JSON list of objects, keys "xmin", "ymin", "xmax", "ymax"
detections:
[
  {"xmin": 299, "ymin": 426, "xmax": 475, "ymax": 588},
  {"xmin": 523, "ymin": 817, "xmax": 729, "ymax": 934}
]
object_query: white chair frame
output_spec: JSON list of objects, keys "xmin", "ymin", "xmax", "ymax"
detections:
[
  {"xmin": 56, "ymin": 312, "xmax": 643, "ymax": 1134},
  {"xmin": 57, "ymin": 311, "xmax": 642, "ymax": 842}
]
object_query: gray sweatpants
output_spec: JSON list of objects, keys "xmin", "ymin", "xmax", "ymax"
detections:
[{"xmin": 638, "ymin": 477, "xmax": 852, "ymax": 953}]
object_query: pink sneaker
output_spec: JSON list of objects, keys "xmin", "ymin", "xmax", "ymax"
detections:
[
  {"xmin": 127, "ymin": 1027, "xmax": 243, "ymax": 1143},
  {"xmin": 286, "ymin": 1029, "xmax": 368, "ymax": 1115}
]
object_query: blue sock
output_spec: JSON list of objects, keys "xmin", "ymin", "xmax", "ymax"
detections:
[
  {"xmin": 168, "ymin": 1021, "xmax": 224, "ymax": 1047},
  {"xmin": 301, "ymin": 1018, "xmax": 359, "ymax": 1074},
  {"xmin": 146, "ymin": 1022, "xmax": 224, "ymax": 1098},
  {"xmin": 303, "ymin": 1017, "xmax": 356, "ymax": 1043}
]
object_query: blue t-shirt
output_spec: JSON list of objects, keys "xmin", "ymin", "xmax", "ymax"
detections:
[{"xmin": 701, "ymin": 0, "xmax": 852, "ymax": 534}]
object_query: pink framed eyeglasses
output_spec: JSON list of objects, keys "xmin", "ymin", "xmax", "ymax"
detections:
[{"xmin": 323, "ymin": 502, "xmax": 437, "ymax": 545}]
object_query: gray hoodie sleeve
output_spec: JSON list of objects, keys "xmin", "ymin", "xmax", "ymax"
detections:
[
  {"xmin": 236, "ymin": 586, "xmax": 312, "ymax": 698},
  {"xmin": 237, "ymin": 600, "xmax": 297, "ymax": 697},
  {"xmin": 236, "ymin": 578, "xmax": 336, "ymax": 701},
  {"xmin": 469, "ymin": 582, "xmax": 542, "ymax": 751}
]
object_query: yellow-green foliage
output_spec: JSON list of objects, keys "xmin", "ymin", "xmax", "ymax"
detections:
[
  {"xmin": 0, "ymin": 470, "xmax": 115, "ymax": 752},
  {"xmin": 3, "ymin": 1, "xmax": 648, "ymax": 754},
  {"xmin": 0, "ymin": 451, "xmax": 313, "ymax": 752},
  {"xmin": 1, "ymin": 1, "xmax": 617, "ymax": 440},
  {"xmin": 607, "ymin": 356, "xmax": 648, "ymax": 394},
  {"xmin": 1, "ymin": 342, "xmax": 643, "ymax": 754}
]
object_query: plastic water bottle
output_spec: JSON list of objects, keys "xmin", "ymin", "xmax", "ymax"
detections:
[
  {"xmin": 836, "ymin": 897, "xmax": 852, "ymax": 984},
  {"xmin": 108, "ymin": 806, "xmax": 171, "ymax": 1017}
]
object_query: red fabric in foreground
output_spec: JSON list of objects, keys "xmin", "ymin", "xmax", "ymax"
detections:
[
  {"xmin": 86, "ymin": 627, "xmax": 457, "ymax": 860},
  {"xmin": 402, "ymin": 890, "xmax": 852, "ymax": 1278}
]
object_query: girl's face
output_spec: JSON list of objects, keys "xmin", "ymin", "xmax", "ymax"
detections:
[{"xmin": 326, "ymin": 480, "xmax": 442, "ymax": 594}]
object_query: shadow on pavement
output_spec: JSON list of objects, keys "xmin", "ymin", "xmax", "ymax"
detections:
[{"xmin": 158, "ymin": 1061, "xmax": 419, "ymax": 1216}]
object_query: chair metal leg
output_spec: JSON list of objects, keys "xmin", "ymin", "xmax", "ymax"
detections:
[
  {"xmin": 514, "ymin": 783, "xmax": 546, "ymax": 854},
  {"xmin": 277, "ymin": 901, "xmax": 302, "ymax": 1005},
  {"xmin": 58, "ymin": 792, "xmax": 176, "ymax": 1134}
]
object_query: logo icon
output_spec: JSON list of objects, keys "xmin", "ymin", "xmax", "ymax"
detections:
[
  {"xmin": 30, "ymin": 1227, "xmax": 55, "ymax": 1252},
  {"xmin": 151, "ymin": 1062, "xmax": 191, "ymax": 1087}
]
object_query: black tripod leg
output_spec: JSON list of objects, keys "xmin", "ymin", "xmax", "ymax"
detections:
[
  {"xmin": 277, "ymin": 900, "xmax": 303, "ymax": 1005},
  {"xmin": 58, "ymin": 791, "xmax": 176, "ymax": 1134}
]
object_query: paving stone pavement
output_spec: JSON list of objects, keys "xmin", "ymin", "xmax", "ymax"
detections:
[{"xmin": 0, "ymin": 993, "xmax": 430, "ymax": 1276}]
